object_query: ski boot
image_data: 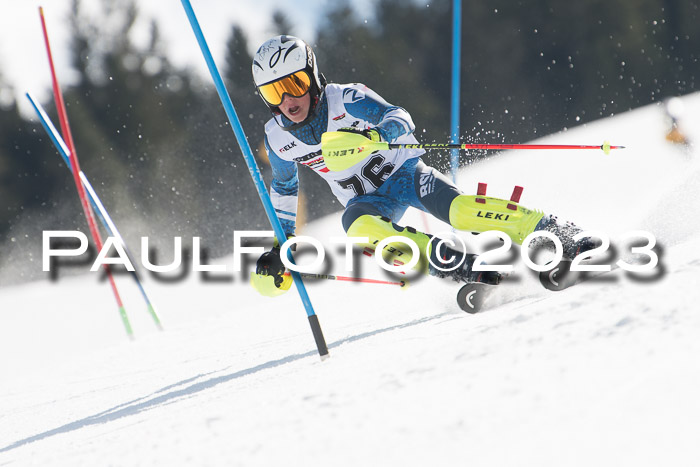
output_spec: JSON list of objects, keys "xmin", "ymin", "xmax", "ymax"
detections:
[
  {"xmin": 533, "ymin": 214, "xmax": 598, "ymax": 260},
  {"xmin": 428, "ymin": 240, "xmax": 502, "ymax": 285},
  {"xmin": 427, "ymin": 241, "xmax": 501, "ymax": 313}
]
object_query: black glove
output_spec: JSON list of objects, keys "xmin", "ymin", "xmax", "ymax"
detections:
[
  {"xmin": 256, "ymin": 247, "xmax": 285, "ymax": 287},
  {"xmin": 337, "ymin": 127, "xmax": 382, "ymax": 142}
]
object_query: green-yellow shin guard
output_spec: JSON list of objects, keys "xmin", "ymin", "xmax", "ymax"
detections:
[
  {"xmin": 448, "ymin": 195, "xmax": 544, "ymax": 245},
  {"xmin": 346, "ymin": 215, "xmax": 432, "ymax": 273}
]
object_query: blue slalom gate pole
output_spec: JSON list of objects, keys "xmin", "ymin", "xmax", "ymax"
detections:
[
  {"xmin": 450, "ymin": 0, "xmax": 462, "ymax": 182},
  {"xmin": 27, "ymin": 92, "xmax": 163, "ymax": 330},
  {"xmin": 180, "ymin": 0, "xmax": 329, "ymax": 359}
]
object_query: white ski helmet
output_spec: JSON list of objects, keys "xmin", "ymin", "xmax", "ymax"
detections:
[{"xmin": 252, "ymin": 35, "xmax": 326, "ymax": 126}]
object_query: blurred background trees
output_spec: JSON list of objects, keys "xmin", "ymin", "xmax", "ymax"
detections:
[{"xmin": 1, "ymin": 0, "xmax": 699, "ymax": 283}]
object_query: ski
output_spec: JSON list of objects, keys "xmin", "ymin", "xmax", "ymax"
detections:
[
  {"xmin": 538, "ymin": 260, "xmax": 622, "ymax": 291},
  {"xmin": 539, "ymin": 260, "xmax": 581, "ymax": 291}
]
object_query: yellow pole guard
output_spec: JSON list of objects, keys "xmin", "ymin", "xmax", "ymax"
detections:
[
  {"xmin": 321, "ymin": 132, "xmax": 389, "ymax": 171},
  {"xmin": 250, "ymin": 272, "xmax": 293, "ymax": 297}
]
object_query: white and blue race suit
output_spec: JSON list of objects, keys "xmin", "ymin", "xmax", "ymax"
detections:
[{"xmin": 263, "ymin": 83, "xmax": 462, "ymax": 236}]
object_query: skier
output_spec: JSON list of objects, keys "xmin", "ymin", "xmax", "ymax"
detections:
[
  {"xmin": 250, "ymin": 35, "xmax": 593, "ymax": 296},
  {"xmin": 664, "ymin": 97, "xmax": 690, "ymax": 146}
]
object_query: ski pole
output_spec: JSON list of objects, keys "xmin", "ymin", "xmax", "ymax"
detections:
[
  {"xmin": 321, "ymin": 131, "xmax": 625, "ymax": 171},
  {"xmin": 37, "ymin": 7, "xmax": 162, "ymax": 330},
  {"xmin": 36, "ymin": 7, "xmax": 132, "ymax": 338},
  {"xmin": 287, "ymin": 272, "xmax": 408, "ymax": 288}
]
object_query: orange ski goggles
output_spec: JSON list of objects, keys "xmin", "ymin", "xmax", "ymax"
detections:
[{"xmin": 257, "ymin": 71, "xmax": 312, "ymax": 107}]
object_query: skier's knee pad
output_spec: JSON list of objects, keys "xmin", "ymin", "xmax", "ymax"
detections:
[
  {"xmin": 346, "ymin": 215, "xmax": 431, "ymax": 272},
  {"xmin": 448, "ymin": 195, "xmax": 544, "ymax": 244}
]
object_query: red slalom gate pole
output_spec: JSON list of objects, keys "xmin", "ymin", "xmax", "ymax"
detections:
[{"xmin": 39, "ymin": 7, "xmax": 133, "ymax": 338}]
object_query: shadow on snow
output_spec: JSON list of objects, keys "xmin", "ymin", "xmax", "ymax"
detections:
[{"xmin": 0, "ymin": 311, "xmax": 451, "ymax": 454}]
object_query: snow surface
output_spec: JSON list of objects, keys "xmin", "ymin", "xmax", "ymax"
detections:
[{"xmin": 1, "ymin": 94, "xmax": 700, "ymax": 466}]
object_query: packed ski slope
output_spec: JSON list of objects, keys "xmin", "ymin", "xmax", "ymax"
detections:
[{"xmin": 1, "ymin": 94, "xmax": 699, "ymax": 466}]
